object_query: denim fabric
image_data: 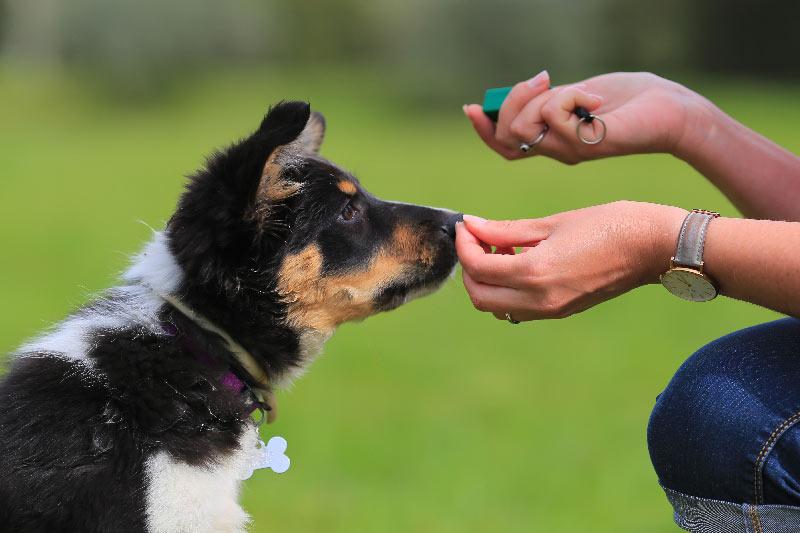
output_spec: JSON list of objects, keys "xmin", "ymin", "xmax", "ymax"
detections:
[
  {"xmin": 664, "ymin": 486, "xmax": 800, "ymax": 533},
  {"xmin": 648, "ymin": 318, "xmax": 800, "ymax": 532}
]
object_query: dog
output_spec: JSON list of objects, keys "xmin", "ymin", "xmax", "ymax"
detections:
[{"xmin": 0, "ymin": 101, "xmax": 461, "ymax": 532}]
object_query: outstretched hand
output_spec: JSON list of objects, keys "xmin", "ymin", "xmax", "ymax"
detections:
[
  {"xmin": 455, "ymin": 202, "xmax": 687, "ymax": 321},
  {"xmin": 463, "ymin": 71, "xmax": 704, "ymax": 164}
]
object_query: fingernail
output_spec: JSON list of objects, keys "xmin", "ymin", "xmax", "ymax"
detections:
[
  {"xmin": 527, "ymin": 70, "xmax": 549, "ymax": 88},
  {"xmin": 463, "ymin": 214, "xmax": 487, "ymax": 225},
  {"xmin": 462, "ymin": 104, "xmax": 469, "ymax": 116},
  {"xmin": 587, "ymin": 93, "xmax": 604, "ymax": 101}
]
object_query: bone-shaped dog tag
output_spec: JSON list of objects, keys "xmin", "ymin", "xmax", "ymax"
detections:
[{"xmin": 242, "ymin": 436, "xmax": 291, "ymax": 479}]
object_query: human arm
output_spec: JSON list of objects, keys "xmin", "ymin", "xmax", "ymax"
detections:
[
  {"xmin": 456, "ymin": 202, "xmax": 800, "ymax": 321},
  {"xmin": 463, "ymin": 72, "xmax": 800, "ymax": 221},
  {"xmin": 675, "ymin": 99, "xmax": 800, "ymax": 221}
]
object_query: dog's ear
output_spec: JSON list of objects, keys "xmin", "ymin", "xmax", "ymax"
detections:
[
  {"xmin": 255, "ymin": 104, "xmax": 326, "ymax": 208},
  {"xmin": 168, "ymin": 101, "xmax": 323, "ymax": 290},
  {"xmin": 258, "ymin": 103, "xmax": 325, "ymax": 155}
]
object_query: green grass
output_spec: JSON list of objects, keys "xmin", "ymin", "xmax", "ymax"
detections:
[{"xmin": 1, "ymin": 65, "xmax": 797, "ymax": 532}]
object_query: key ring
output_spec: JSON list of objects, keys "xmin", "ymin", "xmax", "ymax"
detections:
[
  {"xmin": 520, "ymin": 125, "xmax": 549, "ymax": 153},
  {"xmin": 574, "ymin": 106, "xmax": 607, "ymax": 145}
]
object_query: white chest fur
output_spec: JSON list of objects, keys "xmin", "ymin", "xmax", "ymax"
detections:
[{"xmin": 144, "ymin": 424, "xmax": 260, "ymax": 533}]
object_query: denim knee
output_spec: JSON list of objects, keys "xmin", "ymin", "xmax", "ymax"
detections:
[{"xmin": 648, "ymin": 318, "xmax": 800, "ymax": 505}]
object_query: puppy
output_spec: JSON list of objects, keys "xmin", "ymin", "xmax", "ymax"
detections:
[{"xmin": 0, "ymin": 102, "xmax": 461, "ymax": 533}]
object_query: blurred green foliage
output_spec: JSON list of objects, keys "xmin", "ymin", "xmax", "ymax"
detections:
[
  {"xmin": 2, "ymin": 0, "xmax": 798, "ymax": 103},
  {"xmin": 1, "ymin": 64, "xmax": 797, "ymax": 531}
]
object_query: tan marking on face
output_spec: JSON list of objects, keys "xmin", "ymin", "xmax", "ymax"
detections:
[
  {"xmin": 336, "ymin": 179, "xmax": 357, "ymax": 195},
  {"xmin": 277, "ymin": 224, "xmax": 437, "ymax": 332}
]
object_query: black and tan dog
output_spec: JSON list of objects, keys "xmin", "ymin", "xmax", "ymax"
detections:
[{"xmin": 0, "ymin": 102, "xmax": 461, "ymax": 532}]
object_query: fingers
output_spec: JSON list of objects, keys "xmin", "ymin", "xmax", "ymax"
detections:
[
  {"xmin": 463, "ymin": 70, "xmax": 550, "ymax": 159},
  {"xmin": 506, "ymin": 89, "xmax": 557, "ymax": 147},
  {"xmin": 540, "ymin": 86, "xmax": 603, "ymax": 138},
  {"xmin": 462, "ymin": 215, "xmax": 550, "ymax": 248},
  {"xmin": 463, "ymin": 104, "xmax": 516, "ymax": 159},
  {"xmin": 501, "ymin": 85, "xmax": 604, "ymax": 163},
  {"xmin": 462, "ymin": 270, "xmax": 530, "ymax": 314},
  {"xmin": 455, "ymin": 222, "xmax": 529, "ymax": 286},
  {"xmin": 495, "ymin": 70, "xmax": 550, "ymax": 144}
]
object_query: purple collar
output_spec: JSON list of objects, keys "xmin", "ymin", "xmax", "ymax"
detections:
[{"xmin": 161, "ymin": 321, "xmax": 255, "ymax": 411}]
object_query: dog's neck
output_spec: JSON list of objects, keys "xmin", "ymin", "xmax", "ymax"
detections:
[
  {"xmin": 123, "ymin": 231, "xmax": 331, "ymax": 407},
  {"xmin": 155, "ymin": 291, "xmax": 278, "ymax": 423}
]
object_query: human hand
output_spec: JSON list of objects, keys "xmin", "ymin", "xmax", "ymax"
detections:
[
  {"xmin": 455, "ymin": 201, "xmax": 687, "ymax": 321},
  {"xmin": 463, "ymin": 72, "xmax": 708, "ymax": 164}
]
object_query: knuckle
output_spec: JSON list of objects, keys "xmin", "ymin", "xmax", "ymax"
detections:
[
  {"xmin": 537, "ymin": 297, "xmax": 564, "ymax": 318},
  {"xmin": 509, "ymin": 122, "xmax": 527, "ymax": 139},
  {"xmin": 557, "ymin": 153, "xmax": 579, "ymax": 166},
  {"xmin": 461, "ymin": 262, "xmax": 478, "ymax": 280},
  {"xmin": 469, "ymin": 293, "xmax": 489, "ymax": 312},
  {"xmin": 523, "ymin": 264, "xmax": 540, "ymax": 285}
]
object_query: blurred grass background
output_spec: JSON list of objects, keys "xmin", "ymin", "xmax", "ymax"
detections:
[{"xmin": 1, "ymin": 0, "xmax": 798, "ymax": 531}]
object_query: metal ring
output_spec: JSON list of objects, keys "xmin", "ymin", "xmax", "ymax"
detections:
[
  {"xmin": 251, "ymin": 406, "xmax": 266, "ymax": 426},
  {"xmin": 519, "ymin": 125, "xmax": 548, "ymax": 153},
  {"xmin": 576, "ymin": 115, "xmax": 607, "ymax": 145},
  {"xmin": 505, "ymin": 312, "xmax": 520, "ymax": 325}
]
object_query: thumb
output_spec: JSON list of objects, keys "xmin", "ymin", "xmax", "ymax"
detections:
[{"xmin": 462, "ymin": 215, "xmax": 550, "ymax": 247}]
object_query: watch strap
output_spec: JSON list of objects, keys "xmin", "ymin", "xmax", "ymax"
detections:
[{"xmin": 673, "ymin": 210, "xmax": 720, "ymax": 269}]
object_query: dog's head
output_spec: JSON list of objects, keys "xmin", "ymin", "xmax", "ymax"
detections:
[{"xmin": 165, "ymin": 101, "xmax": 460, "ymax": 379}]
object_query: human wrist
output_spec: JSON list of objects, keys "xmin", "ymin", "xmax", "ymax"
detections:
[
  {"xmin": 641, "ymin": 203, "xmax": 689, "ymax": 284},
  {"xmin": 671, "ymin": 92, "xmax": 726, "ymax": 164}
]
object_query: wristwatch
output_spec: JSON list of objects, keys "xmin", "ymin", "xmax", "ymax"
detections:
[{"xmin": 660, "ymin": 209, "xmax": 720, "ymax": 302}]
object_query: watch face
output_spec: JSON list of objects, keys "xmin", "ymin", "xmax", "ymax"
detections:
[{"xmin": 660, "ymin": 268, "xmax": 718, "ymax": 302}]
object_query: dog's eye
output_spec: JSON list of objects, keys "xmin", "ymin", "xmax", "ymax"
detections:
[{"xmin": 340, "ymin": 202, "xmax": 359, "ymax": 222}]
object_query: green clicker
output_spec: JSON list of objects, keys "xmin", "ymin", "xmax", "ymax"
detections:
[{"xmin": 481, "ymin": 87, "xmax": 513, "ymax": 122}]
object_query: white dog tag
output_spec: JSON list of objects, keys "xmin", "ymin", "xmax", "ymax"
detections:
[{"xmin": 242, "ymin": 436, "xmax": 291, "ymax": 479}]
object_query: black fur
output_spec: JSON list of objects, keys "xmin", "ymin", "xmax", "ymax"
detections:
[{"xmin": 0, "ymin": 101, "xmax": 461, "ymax": 532}]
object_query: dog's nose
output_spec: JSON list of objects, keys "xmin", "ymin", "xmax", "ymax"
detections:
[{"xmin": 440, "ymin": 212, "xmax": 463, "ymax": 241}]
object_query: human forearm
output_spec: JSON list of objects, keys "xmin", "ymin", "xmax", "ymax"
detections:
[
  {"xmin": 675, "ymin": 97, "xmax": 800, "ymax": 221},
  {"xmin": 699, "ymin": 217, "xmax": 800, "ymax": 317},
  {"xmin": 457, "ymin": 201, "xmax": 800, "ymax": 322}
]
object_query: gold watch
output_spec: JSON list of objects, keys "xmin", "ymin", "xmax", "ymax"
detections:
[{"xmin": 660, "ymin": 209, "xmax": 720, "ymax": 302}]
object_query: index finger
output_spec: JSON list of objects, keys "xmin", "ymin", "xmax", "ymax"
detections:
[
  {"xmin": 455, "ymin": 223, "xmax": 528, "ymax": 286},
  {"xmin": 463, "ymin": 104, "xmax": 518, "ymax": 159},
  {"xmin": 495, "ymin": 71, "xmax": 551, "ymax": 147}
]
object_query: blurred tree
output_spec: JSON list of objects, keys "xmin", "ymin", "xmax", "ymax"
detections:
[
  {"xmin": 690, "ymin": 0, "xmax": 800, "ymax": 78},
  {"xmin": 0, "ymin": 0, "xmax": 796, "ymax": 103},
  {"xmin": 595, "ymin": 0, "xmax": 694, "ymax": 75},
  {"xmin": 2, "ymin": 0, "xmax": 61, "ymax": 64},
  {"xmin": 267, "ymin": 0, "xmax": 384, "ymax": 62},
  {"xmin": 2, "ymin": 0, "xmax": 272, "ymax": 98}
]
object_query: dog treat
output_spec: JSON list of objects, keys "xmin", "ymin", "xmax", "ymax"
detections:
[{"xmin": 482, "ymin": 87, "xmax": 512, "ymax": 121}]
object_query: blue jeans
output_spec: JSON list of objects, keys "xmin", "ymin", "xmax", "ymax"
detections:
[{"xmin": 648, "ymin": 317, "xmax": 800, "ymax": 532}]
